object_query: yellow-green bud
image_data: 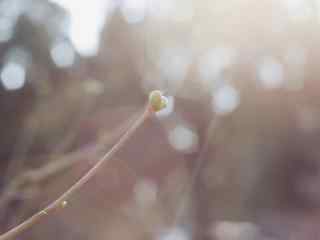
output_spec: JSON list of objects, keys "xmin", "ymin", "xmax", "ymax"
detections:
[{"xmin": 149, "ymin": 90, "xmax": 168, "ymax": 112}]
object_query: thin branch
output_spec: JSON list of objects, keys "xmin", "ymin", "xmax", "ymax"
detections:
[
  {"xmin": 0, "ymin": 108, "xmax": 142, "ymax": 211},
  {"xmin": 0, "ymin": 104, "xmax": 154, "ymax": 240},
  {"xmin": 172, "ymin": 116, "xmax": 220, "ymax": 227}
]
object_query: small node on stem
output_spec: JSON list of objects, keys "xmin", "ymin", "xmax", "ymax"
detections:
[
  {"xmin": 40, "ymin": 210, "xmax": 48, "ymax": 216},
  {"xmin": 149, "ymin": 90, "xmax": 168, "ymax": 112},
  {"xmin": 61, "ymin": 201, "xmax": 68, "ymax": 208}
]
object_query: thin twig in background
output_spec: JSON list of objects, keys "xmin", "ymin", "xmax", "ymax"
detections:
[{"xmin": 172, "ymin": 116, "xmax": 220, "ymax": 227}]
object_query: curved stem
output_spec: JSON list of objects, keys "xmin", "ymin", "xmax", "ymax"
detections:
[{"xmin": 0, "ymin": 105, "xmax": 154, "ymax": 240}]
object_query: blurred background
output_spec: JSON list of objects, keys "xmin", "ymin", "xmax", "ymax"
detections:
[{"xmin": 1, "ymin": 0, "xmax": 320, "ymax": 239}]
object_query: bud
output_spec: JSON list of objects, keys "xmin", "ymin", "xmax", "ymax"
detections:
[{"xmin": 149, "ymin": 90, "xmax": 168, "ymax": 112}]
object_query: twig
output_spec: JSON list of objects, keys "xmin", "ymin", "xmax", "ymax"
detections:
[
  {"xmin": 0, "ymin": 108, "xmax": 141, "ymax": 212},
  {"xmin": 172, "ymin": 116, "xmax": 220, "ymax": 227},
  {"xmin": 0, "ymin": 103, "xmax": 155, "ymax": 240}
]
